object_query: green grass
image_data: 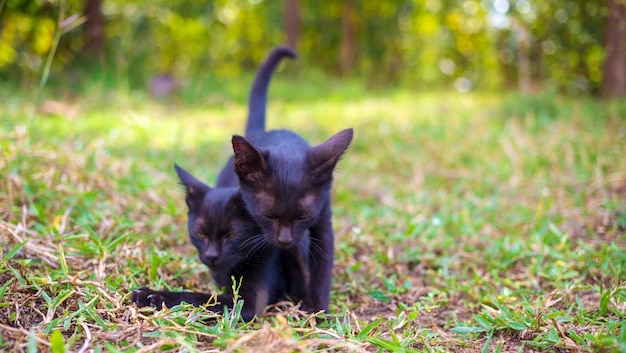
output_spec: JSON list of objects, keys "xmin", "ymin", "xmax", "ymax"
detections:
[{"xmin": 1, "ymin": 81, "xmax": 625, "ymax": 352}]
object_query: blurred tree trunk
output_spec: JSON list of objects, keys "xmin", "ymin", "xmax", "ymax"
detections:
[
  {"xmin": 602, "ymin": 0, "xmax": 625, "ymax": 98},
  {"xmin": 513, "ymin": 19, "xmax": 531, "ymax": 94},
  {"xmin": 341, "ymin": 0, "xmax": 356, "ymax": 76},
  {"xmin": 84, "ymin": 0, "xmax": 104, "ymax": 58},
  {"xmin": 495, "ymin": 32, "xmax": 516, "ymax": 89},
  {"xmin": 284, "ymin": 0, "xmax": 299, "ymax": 49}
]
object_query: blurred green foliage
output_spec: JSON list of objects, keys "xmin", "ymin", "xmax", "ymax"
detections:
[{"xmin": 0, "ymin": 0, "xmax": 609, "ymax": 94}]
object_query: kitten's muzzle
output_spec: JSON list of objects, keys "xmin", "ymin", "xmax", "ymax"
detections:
[
  {"xmin": 202, "ymin": 256, "xmax": 220, "ymax": 269},
  {"xmin": 276, "ymin": 228, "xmax": 295, "ymax": 248},
  {"xmin": 204, "ymin": 245, "xmax": 219, "ymax": 267},
  {"xmin": 206, "ymin": 255, "xmax": 218, "ymax": 267}
]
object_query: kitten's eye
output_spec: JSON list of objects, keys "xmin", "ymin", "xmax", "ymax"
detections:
[
  {"xmin": 195, "ymin": 233, "xmax": 208, "ymax": 238},
  {"xmin": 225, "ymin": 233, "xmax": 237, "ymax": 240},
  {"xmin": 297, "ymin": 215, "xmax": 311, "ymax": 220}
]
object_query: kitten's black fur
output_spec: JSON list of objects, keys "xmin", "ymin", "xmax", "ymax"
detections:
[
  {"xmin": 132, "ymin": 47, "xmax": 300, "ymax": 321},
  {"xmin": 231, "ymin": 51, "xmax": 354, "ymax": 312}
]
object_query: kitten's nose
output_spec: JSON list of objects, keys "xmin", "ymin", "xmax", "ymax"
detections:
[
  {"xmin": 206, "ymin": 245, "xmax": 219, "ymax": 264},
  {"xmin": 205, "ymin": 254, "xmax": 219, "ymax": 267},
  {"xmin": 277, "ymin": 228, "xmax": 293, "ymax": 246}
]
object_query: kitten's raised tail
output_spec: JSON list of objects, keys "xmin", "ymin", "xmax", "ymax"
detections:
[{"xmin": 245, "ymin": 46, "xmax": 297, "ymax": 137}]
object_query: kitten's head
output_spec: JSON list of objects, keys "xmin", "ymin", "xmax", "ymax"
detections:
[
  {"xmin": 231, "ymin": 129, "xmax": 353, "ymax": 249},
  {"xmin": 175, "ymin": 164, "xmax": 264, "ymax": 271}
]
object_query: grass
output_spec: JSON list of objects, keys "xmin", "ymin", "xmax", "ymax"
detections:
[{"xmin": 1, "ymin": 78, "xmax": 625, "ymax": 352}]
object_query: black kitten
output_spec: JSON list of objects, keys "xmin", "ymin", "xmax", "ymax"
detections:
[
  {"xmin": 132, "ymin": 167, "xmax": 282, "ymax": 321},
  {"xmin": 132, "ymin": 48, "xmax": 299, "ymax": 321},
  {"xmin": 231, "ymin": 48, "xmax": 353, "ymax": 313}
]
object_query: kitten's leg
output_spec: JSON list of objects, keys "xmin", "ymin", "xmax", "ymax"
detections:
[
  {"xmin": 131, "ymin": 288, "xmax": 259, "ymax": 322},
  {"xmin": 303, "ymin": 205, "xmax": 334, "ymax": 313},
  {"xmin": 131, "ymin": 287, "xmax": 215, "ymax": 309},
  {"xmin": 283, "ymin": 238, "xmax": 310, "ymax": 301},
  {"xmin": 214, "ymin": 294, "xmax": 258, "ymax": 322},
  {"xmin": 218, "ymin": 280, "xmax": 270, "ymax": 322},
  {"xmin": 197, "ymin": 293, "xmax": 260, "ymax": 322}
]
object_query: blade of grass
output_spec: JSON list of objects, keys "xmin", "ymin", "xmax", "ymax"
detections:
[{"xmin": 35, "ymin": 0, "xmax": 67, "ymax": 116}]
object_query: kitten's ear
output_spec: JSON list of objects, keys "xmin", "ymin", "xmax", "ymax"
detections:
[
  {"xmin": 308, "ymin": 128, "xmax": 354, "ymax": 184},
  {"xmin": 174, "ymin": 164, "xmax": 210, "ymax": 209},
  {"xmin": 232, "ymin": 135, "xmax": 268, "ymax": 185}
]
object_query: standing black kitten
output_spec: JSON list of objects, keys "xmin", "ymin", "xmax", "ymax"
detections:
[
  {"xmin": 231, "ymin": 49, "xmax": 354, "ymax": 313},
  {"xmin": 131, "ymin": 48, "xmax": 299, "ymax": 321}
]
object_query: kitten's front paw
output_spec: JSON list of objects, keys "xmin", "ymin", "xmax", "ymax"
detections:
[
  {"xmin": 300, "ymin": 302, "xmax": 327, "ymax": 315},
  {"xmin": 131, "ymin": 287, "xmax": 165, "ymax": 310}
]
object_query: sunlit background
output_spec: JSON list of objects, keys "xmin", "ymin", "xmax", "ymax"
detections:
[{"xmin": 1, "ymin": 0, "xmax": 623, "ymax": 97}]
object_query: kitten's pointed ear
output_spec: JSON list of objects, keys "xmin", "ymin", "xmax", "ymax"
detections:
[
  {"xmin": 174, "ymin": 164, "xmax": 210, "ymax": 208},
  {"xmin": 308, "ymin": 128, "xmax": 354, "ymax": 183},
  {"xmin": 232, "ymin": 135, "xmax": 268, "ymax": 185}
]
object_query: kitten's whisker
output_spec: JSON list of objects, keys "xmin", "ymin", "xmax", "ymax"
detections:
[
  {"xmin": 244, "ymin": 233, "xmax": 269, "ymax": 257},
  {"xmin": 241, "ymin": 232, "xmax": 264, "ymax": 246},
  {"xmin": 307, "ymin": 237, "xmax": 330, "ymax": 266},
  {"xmin": 241, "ymin": 232, "xmax": 261, "ymax": 246}
]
